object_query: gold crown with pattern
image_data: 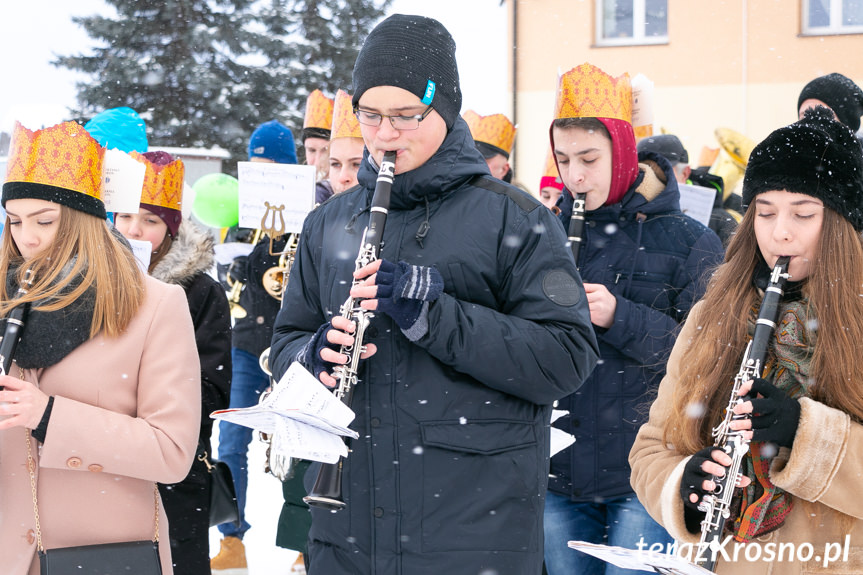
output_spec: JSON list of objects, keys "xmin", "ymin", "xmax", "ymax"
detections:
[
  {"xmin": 5, "ymin": 121, "xmax": 105, "ymax": 200},
  {"xmin": 331, "ymin": 90, "xmax": 362, "ymax": 140},
  {"xmin": 130, "ymin": 152, "xmax": 185, "ymax": 211},
  {"xmin": 303, "ymin": 89, "xmax": 335, "ymax": 130},
  {"xmin": 463, "ymin": 110, "xmax": 516, "ymax": 155},
  {"xmin": 554, "ymin": 63, "xmax": 632, "ymax": 123},
  {"xmin": 462, "ymin": 110, "xmax": 481, "ymax": 128}
]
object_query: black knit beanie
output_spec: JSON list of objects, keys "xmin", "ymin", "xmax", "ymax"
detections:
[
  {"xmin": 743, "ymin": 106, "xmax": 863, "ymax": 230},
  {"xmin": 797, "ymin": 73, "xmax": 863, "ymax": 133},
  {"xmin": 352, "ymin": 14, "xmax": 462, "ymax": 130}
]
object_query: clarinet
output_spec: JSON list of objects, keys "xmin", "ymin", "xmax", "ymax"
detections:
[
  {"xmin": 0, "ymin": 268, "xmax": 35, "ymax": 387},
  {"xmin": 304, "ymin": 150, "xmax": 396, "ymax": 511},
  {"xmin": 568, "ymin": 192, "xmax": 586, "ymax": 268},
  {"xmin": 695, "ymin": 256, "xmax": 791, "ymax": 572}
]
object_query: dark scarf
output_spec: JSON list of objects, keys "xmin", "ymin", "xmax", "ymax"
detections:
[
  {"xmin": 3, "ymin": 263, "xmax": 96, "ymax": 369},
  {"xmin": 731, "ymin": 261, "xmax": 814, "ymax": 541}
]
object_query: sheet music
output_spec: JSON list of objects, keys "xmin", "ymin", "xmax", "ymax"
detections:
[
  {"xmin": 211, "ymin": 362, "xmax": 359, "ymax": 464},
  {"xmin": 678, "ymin": 183, "xmax": 716, "ymax": 227},
  {"xmin": 568, "ymin": 541, "xmax": 714, "ymax": 575}
]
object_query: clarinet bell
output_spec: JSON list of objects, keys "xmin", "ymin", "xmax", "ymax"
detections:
[{"xmin": 303, "ymin": 459, "xmax": 346, "ymax": 511}]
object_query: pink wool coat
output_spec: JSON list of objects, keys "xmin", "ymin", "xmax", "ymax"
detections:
[{"xmin": 0, "ymin": 275, "xmax": 201, "ymax": 575}]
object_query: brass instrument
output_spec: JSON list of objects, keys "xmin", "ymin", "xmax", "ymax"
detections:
[
  {"xmin": 227, "ymin": 228, "xmax": 263, "ymax": 319},
  {"xmin": 262, "ymin": 234, "xmax": 299, "ymax": 301},
  {"xmin": 256, "ymin": 347, "xmax": 296, "ymax": 480},
  {"xmin": 710, "ymin": 127, "xmax": 756, "ymax": 198},
  {"xmin": 256, "ymin": 221, "xmax": 300, "ymax": 479}
]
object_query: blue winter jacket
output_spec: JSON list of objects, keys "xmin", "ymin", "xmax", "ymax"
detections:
[
  {"xmin": 270, "ymin": 117, "xmax": 599, "ymax": 575},
  {"xmin": 550, "ymin": 151, "xmax": 724, "ymax": 501}
]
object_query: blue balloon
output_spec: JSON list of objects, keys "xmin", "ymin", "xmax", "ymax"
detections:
[{"xmin": 84, "ymin": 107, "xmax": 148, "ymax": 153}]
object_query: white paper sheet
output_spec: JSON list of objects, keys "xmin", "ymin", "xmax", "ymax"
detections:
[
  {"xmin": 211, "ymin": 362, "xmax": 359, "ymax": 464},
  {"xmin": 237, "ymin": 161, "xmax": 315, "ymax": 231},
  {"xmin": 550, "ymin": 409, "xmax": 576, "ymax": 457},
  {"xmin": 678, "ymin": 183, "xmax": 716, "ymax": 227},
  {"xmin": 102, "ymin": 148, "xmax": 146, "ymax": 214},
  {"xmin": 568, "ymin": 541, "xmax": 715, "ymax": 574},
  {"xmin": 125, "ymin": 237, "xmax": 151, "ymax": 271}
]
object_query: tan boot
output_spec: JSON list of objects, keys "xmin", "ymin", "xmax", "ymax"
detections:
[
  {"xmin": 211, "ymin": 536, "xmax": 248, "ymax": 575},
  {"xmin": 290, "ymin": 552, "xmax": 307, "ymax": 574}
]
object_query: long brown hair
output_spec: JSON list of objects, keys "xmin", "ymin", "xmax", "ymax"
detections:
[
  {"xmin": 148, "ymin": 234, "xmax": 173, "ymax": 273},
  {"xmin": 0, "ymin": 205, "xmax": 145, "ymax": 338},
  {"xmin": 664, "ymin": 205, "xmax": 863, "ymax": 454}
]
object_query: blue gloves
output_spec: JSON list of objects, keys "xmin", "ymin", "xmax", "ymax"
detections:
[
  {"xmin": 299, "ymin": 323, "xmax": 341, "ymax": 379},
  {"xmin": 299, "ymin": 260, "xmax": 444, "ymax": 377},
  {"xmin": 375, "ymin": 259, "xmax": 444, "ymax": 340}
]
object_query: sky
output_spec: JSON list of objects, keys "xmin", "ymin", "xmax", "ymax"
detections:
[{"xmin": 0, "ymin": 0, "xmax": 508, "ymax": 134}]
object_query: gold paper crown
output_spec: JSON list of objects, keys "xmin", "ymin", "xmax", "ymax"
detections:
[
  {"xmin": 463, "ymin": 111, "xmax": 516, "ymax": 155},
  {"xmin": 462, "ymin": 110, "xmax": 481, "ymax": 127},
  {"xmin": 5, "ymin": 121, "xmax": 104, "ymax": 199},
  {"xmin": 330, "ymin": 90, "xmax": 362, "ymax": 140},
  {"xmin": 554, "ymin": 63, "xmax": 632, "ymax": 123},
  {"xmin": 130, "ymin": 152, "xmax": 185, "ymax": 211},
  {"xmin": 303, "ymin": 89, "xmax": 335, "ymax": 131}
]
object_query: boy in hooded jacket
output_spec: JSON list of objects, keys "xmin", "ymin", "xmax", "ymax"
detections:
[{"xmin": 545, "ymin": 64, "xmax": 724, "ymax": 575}]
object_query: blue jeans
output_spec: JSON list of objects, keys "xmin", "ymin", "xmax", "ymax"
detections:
[
  {"xmin": 217, "ymin": 348, "xmax": 270, "ymax": 539},
  {"xmin": 544, "ymin": 491, "xmax": 673, "ymax": 575}
]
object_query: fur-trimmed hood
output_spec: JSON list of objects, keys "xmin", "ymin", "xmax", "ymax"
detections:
[{"xmin": 150, "ymin": 219, "xmax": 216, "ymax": 287}]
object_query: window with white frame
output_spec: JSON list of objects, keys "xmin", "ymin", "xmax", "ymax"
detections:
[
  {"xmin": 596, "ymin": 0, "xmax": 668, "ymax": 46},
  {"xmin": 803, "ymin": 0, "xmax": 863, "ymax": 35}
]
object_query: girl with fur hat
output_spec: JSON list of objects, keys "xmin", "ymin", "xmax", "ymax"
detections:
[
  {"xmin": 0, "ymin": 122, "xmax": 201, "ymax": 574},
  {"xmin": 629, "ymin": 106, "xmax": 863, "ymax": 574},
  {"xmin": 114, "ymin": 150, "xmax": 232, "ymax": 575}
]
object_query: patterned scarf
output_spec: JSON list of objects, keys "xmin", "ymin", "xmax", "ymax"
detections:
[{"xmin": 730, "ymin": 298, "xmax": 815, "ymax": 541}]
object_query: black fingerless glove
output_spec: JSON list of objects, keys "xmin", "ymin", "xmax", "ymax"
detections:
[
  {"xmin": 298, "ymin": 323, "xmax": 341, "ymax": 379},
  {"xmin": 375, "ymin": 259, "xmax": 444, "ymax": 340},
  {"xmin": 748, "ymin": 377, "xmax": 801, "ymax": 448},
  {"xmin": 680, "ymin": 446, "xmax": 722, "ymax": 512}
]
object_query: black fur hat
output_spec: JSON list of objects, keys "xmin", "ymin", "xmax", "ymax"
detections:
[
  {"xmin": 797, "ymin": 73, "xmax": 863, "ymax": 133},
  {"xmin": 743, "ymin": 106, "xmax": 863, "ymax": 231}
]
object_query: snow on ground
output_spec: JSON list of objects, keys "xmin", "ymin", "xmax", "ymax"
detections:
[{"xmin": 209, "ymin": 425, "xmax": 300, "ymax": 573}]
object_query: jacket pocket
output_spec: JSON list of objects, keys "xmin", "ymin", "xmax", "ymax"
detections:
[{"xmin": 419, "ymin": 420, "xmax": 542, "ymax": 553}]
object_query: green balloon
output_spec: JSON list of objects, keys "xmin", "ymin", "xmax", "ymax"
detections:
[{"xmin": 192, "ymin": 173, "xmax": 239, "ymax": 228}]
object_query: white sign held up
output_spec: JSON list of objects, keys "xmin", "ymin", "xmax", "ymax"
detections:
[{"xmin": 237, "ymin": 162, "xmax": 315, "ymax": 232}]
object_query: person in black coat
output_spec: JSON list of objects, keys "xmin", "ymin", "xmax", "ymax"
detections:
[
  {"xmin": 269, "ymin": 15, "xmax": 598, "ymax": 575},
  {"xmin": 211, "ymin": 120, "xmax": 301, "ymax": 573},
  {"xmin": 114, "ymin": 151, "xmax": 232, "ymax": 574},
  {"xmin": 638, "ymin": 134, "xmax": 741, "ymax": 247}
]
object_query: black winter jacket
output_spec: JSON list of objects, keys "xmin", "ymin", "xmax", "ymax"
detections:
[
  {"xmin": 551, "ymin": 151, "xmax": 724, "ymax": 502},
  {"xmin": 271, "ymin": 118, "xmax": 599, "ymax": 575},
  {"xmin": 149, "ymin": 219, "xmax": 232, "ymax": 573},
  {"xmin": 150, "ymin": 220, "xmax": 232, "ymax": 443},
  {"xmin": 230, "ymin": 235, "xmax": 287, "ymax": 356}
]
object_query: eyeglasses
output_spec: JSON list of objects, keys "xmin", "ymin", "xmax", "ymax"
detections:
[{"xmin": 353, "ymin": 105, "xmax": 434, "ymax": 131}]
